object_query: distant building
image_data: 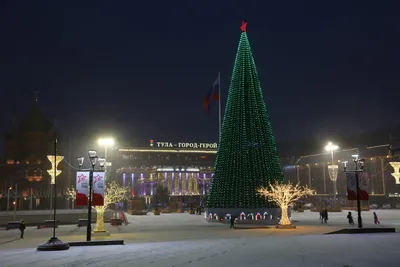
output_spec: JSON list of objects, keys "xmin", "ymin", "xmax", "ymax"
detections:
[
  {"xmin": 115, "ymin": 140, "xmax": 217, "ymax": 204},
  {"xmin": 282, "ymin": 144, "xmax": 399, "ymax": 204},
  {"xmin": 0, "ymin": 93, "xmax": 65, "ymax": 210}
]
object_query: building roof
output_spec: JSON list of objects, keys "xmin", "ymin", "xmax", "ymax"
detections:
[{"xmin": 19, "ymin": 92, "xmax": 52, "ymax": 133}]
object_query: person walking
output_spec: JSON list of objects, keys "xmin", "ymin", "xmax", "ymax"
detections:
[
  {"xmin": 19, "ymin": 220, "xmax": 26, "ymax": 239},
  {"xmin": 373, "ymin": 212, "xmax": 380, "ymax": 224},
  {"xmin": 322, "ymin": 209, "xmax": 328, "ymax": 224},
  {"xmin": 230, "ymin": 216, "xmax": 235, "ymax": 229},
  {"xmin": 347, "ymin": 212, "xmax": 355, "ymax": 225}
]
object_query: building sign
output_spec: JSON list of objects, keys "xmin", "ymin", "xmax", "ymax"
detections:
[
  {"xmin": 388, "ymin": 193, "xmax": 400, "ymax": 198},
  {"xmin": 76, "ymin": 171, "xmax": 89, "ymax": 206},
  {"xmin": 150, "ymin": 140, "xmax": 217, "ymax": 149},
  {"xmin": 92, "ymin": 172, "xmax": 105, "ymax": 206}
]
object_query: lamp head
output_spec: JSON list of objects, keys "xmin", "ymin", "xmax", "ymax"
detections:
[
  {"xmin": 88, "ymin": 150, "xmax": 97, "ymax": 159},
  {"xmin": 325, "ymin": 142, "xmax": 339, "ymax": 152},
  {"xmin": 359, "ymin": 159, "xmax": 365, "ymax": 170},
  {"xmin": 76, "ymin": 157, "xmax": 84, "ymax": 168},
  {"xmin": 342, "ymin": 161, "xmax": 348, "ymax": 171},
  {"xmin": 98, "ymin": 138, "xmax": 115, "ymax": 146},
  {"xmin": 98, "ymin": 157, "xmax": 106, "ymax": 168}
]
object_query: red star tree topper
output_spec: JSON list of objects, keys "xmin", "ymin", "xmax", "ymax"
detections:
[{"xmin": 241, "ymin": 20, "xmax": 248, "ymax": 32}]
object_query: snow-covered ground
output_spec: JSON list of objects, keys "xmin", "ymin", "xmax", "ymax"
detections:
[
  {"xmin": 0, "ymin": 233, "xmax": 398, "ymax": 267},
  {"xmin": 0, "ymin": 209, "xmax": 399, "ymax": 266}
]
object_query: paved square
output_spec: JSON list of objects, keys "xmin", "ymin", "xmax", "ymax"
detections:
[{"xmin": 0, "ymin": 209, "xmax": 399, "ymax": 266}]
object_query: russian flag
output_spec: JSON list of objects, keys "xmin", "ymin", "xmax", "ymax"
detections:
[{"xmin": 203, "ymin": 74, "xmax": 220, "ymax": 113}]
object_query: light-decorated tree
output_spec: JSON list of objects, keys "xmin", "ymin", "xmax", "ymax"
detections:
[
  {"xmin": 93, "ymin": 181, "xmax": 129, "ymax": 233},
  {"xmin": 258, "ymin": 181, "xmax": 314, "ymax": 227},
  {"xmin": 66, "ymin": 186, "xmax": 76, "ymax": 209},
  {"xmin": 207, "ymin": 21, "xmax": 284, "ymax": 212}
]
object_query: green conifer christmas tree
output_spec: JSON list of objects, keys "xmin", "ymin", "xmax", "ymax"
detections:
[{"xmin": 207, "ymin": 21, "xmax": 283, "ymax": 213}]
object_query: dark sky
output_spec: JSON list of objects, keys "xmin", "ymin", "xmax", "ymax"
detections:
[{"xmin": 1, "ymin": 1, "xmax": 400, "ymax": 150}]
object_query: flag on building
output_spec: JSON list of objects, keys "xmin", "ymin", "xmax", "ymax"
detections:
[{"xmin": 203, "ymin": 74, "xmax": 220, "ymax": 113}]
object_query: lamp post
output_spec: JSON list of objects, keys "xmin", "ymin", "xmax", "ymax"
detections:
[
  {"xmin": 47, "ymin": 155, "xmax": 63, "ymax": 219},
  {"xmin": 325, "ymin": 142, "xmax": 341, "ymax": 211},
  {"xmin": 77, "ymin": 151, "xmax": 106, "ymax": 242},
  {"xmin": 37, "ymin": 134, "xmax": 70, "ymax": 251},
  {"xmin": 98, "ymin": 138, "xmax": 114, "ymax": 180},
  {"xmin": 325, "ymin": 142, "xmax": 339, "ymax": 198},
  {"xmin": 342, "ymin": 154, "xmax": 365, "ymax": 229},
  {"xmin": 98, "ymin": 138, "xmax": 114, "ymax": 161}
]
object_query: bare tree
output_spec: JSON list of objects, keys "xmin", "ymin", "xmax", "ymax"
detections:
[{"xmin": 258, "ymin": 181, "xmax": 314, "ymax": 226}]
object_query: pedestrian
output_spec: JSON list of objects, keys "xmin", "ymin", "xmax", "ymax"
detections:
[
  {"xmin": 230, "ymin": 216, "xmax": 235, "ymax": 229},
  {"xmin": 322, "ymin": 209, "xmax": 328, "ymax": 223},
  {"xmin": 19, "ymin": 220, "xmax": 26, "ymax": 239},
  {"xmin": 373, "ymin": 212, "xmax": 380, "ymax": 224},
  {"xmin": 347, "ymin": 212, "xmax": 354, "ymax": 225}
]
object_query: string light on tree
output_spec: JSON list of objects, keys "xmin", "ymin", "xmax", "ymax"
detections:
[
  {"xmin": 258, "ymin": 181, "xmax": 313, "ymax": 228},
  {"xmin": 207, "ymin": 20, "xmax": 283, "ymax": 216},
  {"xmin": 93, "ymin": 181, "xmax": 129, "ymax": 233}
]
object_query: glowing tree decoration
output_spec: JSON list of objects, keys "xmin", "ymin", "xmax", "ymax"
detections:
[
  {"xmin": 258, "ymin": 181, "xmax": 313, "ymax": 227},
  {"xmin": 389, "ymin": 162, "xmax": 400, "ymax": 184},
  {"xmin": 93, "ymin": 181, "xmax": 129, "ymax": 233},
  {"xmin": 207, "ymin": 21, "xmax": 283, "ymax": 216},
  {"xmin": 47, "ymin": 155, "xmax": 64, "ymax": 184},
  {"xmin": 66, "ymin": 186, "xmax": 76, "ymax": 209}
]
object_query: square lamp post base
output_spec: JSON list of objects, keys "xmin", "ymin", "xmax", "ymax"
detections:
[{"xmin": 37, "ymin": 237, "xmax": 70, "ymax": 251}]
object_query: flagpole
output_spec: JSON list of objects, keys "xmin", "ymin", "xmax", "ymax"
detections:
[{"xmin": 218, "ymin": 71, "xmax": 222, "ymax": 140}]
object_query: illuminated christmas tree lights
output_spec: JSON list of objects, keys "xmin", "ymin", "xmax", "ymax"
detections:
[
  {"xmin": 207, "ymin": 21, "xmax": 284, "ymax": 210},
  {"xmin": 258, "ymin": 182, "xmax": 313, "ymax": 226}
]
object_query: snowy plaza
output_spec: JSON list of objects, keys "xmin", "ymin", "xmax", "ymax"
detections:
[{"xmin": 0, "ymin": 210, "xmax": 399, "ymax": 266}]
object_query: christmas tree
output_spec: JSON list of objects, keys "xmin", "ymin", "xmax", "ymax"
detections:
[{"xmin": 207, "ymin": 21, "xmax": 284, "ymax": 212}]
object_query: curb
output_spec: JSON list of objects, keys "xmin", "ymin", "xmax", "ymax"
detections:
[
  {"xmin": 68, "ymin": 240, "xmax": 124, "ymax": 247},
  {"xmin": 326, "ymin": 228, "xmax": 396, "ymax": 235}
]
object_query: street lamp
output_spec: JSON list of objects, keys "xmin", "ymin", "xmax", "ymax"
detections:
[
  {"xmin": 98, "ymin": 138, "xmax": 114, "ymax": 159},
  {"xmin": 325, "ymin": 142, "xmax": 339, "ymax": 209},
  {"xmin": 342, "ymin": 154, "xmax": 365, "ymax": 228},
  {"xmin": 77, "ymin": 151, "xmax": 106, "ymax": 242},
  {"xmin": 37, "ymin": 134, "xmax": 69, "ymax": 251}
]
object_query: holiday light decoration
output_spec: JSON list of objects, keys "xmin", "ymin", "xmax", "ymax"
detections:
[
  {"xmin": 258, "ymin": 181, "xmax": 313, "ymax": 226},
  {"xmin": 207, "ymin": 21, "xmax": 283, "ymax": 210},
  {"xmin": 389, "ymin": 162, "xmax": 400, "ymax": 184},
  {"xmin": 66, "ymin": 186, "xmax": 76, "ymax": 201},
  {"xmin": 93, "ymin": 181, "xmax": 129, "ymax": 233},
  {"xmin": 47, "ymin": 155, "xmax": 64, "ymax": 184},
  {"xmin": 328, "ymin": 165, "xmax": 339, "ymax": 181}
]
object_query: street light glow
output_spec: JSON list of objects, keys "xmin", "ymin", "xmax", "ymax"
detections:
[
  {"xmin": 98, "ymin": 138, "xmax": 114, "ymax": 146},
  {"xmin": 325, "ymin": 142, "xmax": 338, "ymax": 152}
]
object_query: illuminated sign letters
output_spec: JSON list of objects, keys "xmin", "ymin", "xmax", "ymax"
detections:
[{"xmin": 152, "ymin": 141, "xmax": 217, "ymax": 149}]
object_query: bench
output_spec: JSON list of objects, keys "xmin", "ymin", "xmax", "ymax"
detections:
[
  {"xmin": 6, "ymin": 221, "xmax": 21, "ymax": 230},
  {"xmin": 37, "ymin": 220, "xmax": 59, "ymax": 229},
  {"xmin": 77, "ymin": 219, "xmax": 88, "ymax": 227}
]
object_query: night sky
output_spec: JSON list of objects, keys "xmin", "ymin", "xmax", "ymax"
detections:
[{"xmin": 1, "ymin": 1, "xmax": 399, "ymax": 151}]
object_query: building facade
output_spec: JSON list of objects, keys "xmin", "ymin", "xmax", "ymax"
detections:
[
  {"xmin": 115, "ymin": 140, "xmax": 218, "ymax": 202},
  {"xmin": 283, "ymin": 145, "xmax": 399, "ymax": 204}
]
